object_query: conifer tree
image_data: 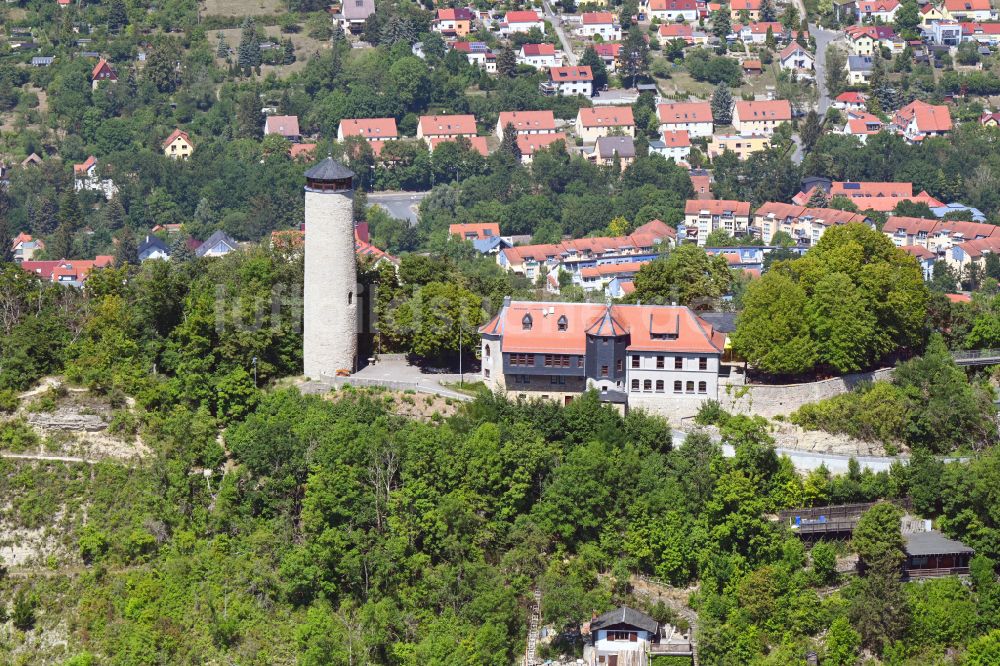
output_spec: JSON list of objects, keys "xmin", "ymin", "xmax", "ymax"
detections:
[
  {"xmin": 107, "ymin": 0, "xmax": 129, "ymax": 31},
  {"xmin": 500, "ymin": 122, "xmax": 522, "ymax": 162},
  {"xmin": 217, "ymin": 32, "xmax": 230, "ymax": 59},
  {"xmin": 114, "ymin": 229, "xmax": 138, "ymax": 267},
  {"xmin": 497, "ymin": 47, "xmax": 517, "ymax": 78},
  {"xmin": 711, "ymin": 84, "xmax": 734, "ymax": 125},
  {"xmin": 238, "ymin": 17, "xmax": 262, "ymax": 71}
]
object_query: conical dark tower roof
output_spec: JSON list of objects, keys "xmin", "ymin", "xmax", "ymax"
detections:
[{"xmin": 305, "ymin": 156, "xmax": 355, "ymax": 181}]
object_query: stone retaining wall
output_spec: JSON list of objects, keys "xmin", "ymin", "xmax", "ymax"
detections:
[{"xmin": 719, "ymin": 368, "xmax": 895, "ymax": 419}]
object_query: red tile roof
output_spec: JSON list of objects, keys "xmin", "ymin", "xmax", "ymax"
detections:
[
  {"xmin": 418, "ymin": 114, "xmax": 477, "ymax": 136},
  {"xmin": 549, "ymin": 66, "xmax": 594, "ymax": 82},
  {"xmin": 339, "ymin": 117, "xmax": 398, "ymax": 139},
  {"xmin": 498, "ymin": 110, "xmax": 557, "ymax": 132},
  {"xmin": 900, "ymin": 245, "xmax": 936, "ymax": 260},
  {"xmin": 481, "ymin": 302, "xmax": 726, "ymax": 355},
  {"xmin": 437, "ymin": 7, "xmax": 473, "ymax": 20},
  {"xmin": 516, "ymin": 132, "xmax": 567, "ymax": 155},
  {"xmin": 265, "ymin": 115, "xmax": 300, "ymax": 137},
  {"xmin": 659, "ymin": 24, "xmax": 695, "ymax": 38},
  {"xmin": 91, "ymin": 58, "xmax": 117, "ymax": 81},
  {"xmin": 450, "ymin": 222, "xmax": 501, "ymax": 240},
  {"xmin": 289, "ymin": 143, "xmax": 317, "ymax": 159},
  {"xmin": 685, "ymin": 199, "xmax": 751, "ymax": 216},
  {"xmin": 883, "ymin": 216, "xmax": 942, "ymax": 235},
  {"xmin": 429, "ymin": 136, "xmax": 489, "ymax": 156},
  {"xmin": 73, "ymin": 155, "xmax": 97, "ymax": 175},
  {"xmin": 946, "ymin": 292, "xmax": 972, "ymax": 303},
  {"xmin": 755, "ymin": 202, "xmax": 868, "ymax": 226},
  {"xmin": 742, "ymin": 59, "xmax": 762, "ymax": 70},
  {"xmin": 945, "ymin": 0, "xmax": 990, "ymax": 10},
  {"xmin": 161, "ymin": 129, "xmax": 191, "ymax": 149},
  {"xmin": 582, "ymin": 11, "xmax": 616, "ymax": 23},
  {"xmin": 578, "ymin": 106, "xmax": 635, "ymax": 128},
  {"xmin": 649, "ymin": 0, "xmax": 698, "ymax": 10},
  {"xmin": 894, "ymin": 100, "xmax": 952, "ymax": 134},
  {"xmin": 661, "ymin": 130, "xmax": 691, "ymax": 147},
  {"xmin": 836, "ymin": 91, "xmax": 868, "ymax": 104},
  {"xmin": 505, "ymin": 10, "xmax": 541, "ymax": 22},
  {"xmin": 657, "ymin": 101, "xmax": 713, "ymax": 125},
  {"xmin": 521, "ymin": 43, "xmax": 556, "ymax": 56},
  {"xmin": 731, "ymin": 0, "xmax": 762, "ymax": 9},
  {"xmin": 734, "ymin": 100, "xmax": 792, "ymax": 122}
]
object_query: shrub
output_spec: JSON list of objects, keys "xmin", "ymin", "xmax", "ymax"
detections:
[
  {"xmin": 79, "ymin": 526, "xmax": 110, "ymax": 564},
  {"xmin": 0, "ymin": 420, "xmax": 40, "ymax": 453},
  {"xmin": 12, "ymin": 588, "xmax": 37, "ymax": 630},
  {"xmin": 695, "ymin": 399, "xmax": 730, "ymax": 426},
  {"xmin": 0, "ymin": 389, "xmax": 18, "ymax": 413}
]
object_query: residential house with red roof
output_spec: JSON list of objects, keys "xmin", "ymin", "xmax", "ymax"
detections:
[
  {"xmin": 794, "ymin": 182, "xmax": 944, "ymax": 211},
  {"xmin": 840, "ymin": 111, "xmax": 883, "ymax": 143},
  {"xmin": 290, "ymin": 143, "xmax": 317, "ymax": 160},
  {"xmin": 73, "ymin": 156, "xmax": 117, "ymax": 199},
  {"xmin": 592, "ymin": 43, "xmax": 623, "ymax": 71},
  {"xmin": 779, "ymin": 43, "xmax": 814, "ymax": 76},
  {"xmin": 516, "ymin": 133, "xmax": 567, "ymax": 164},
  {"xmin": 264, "ymin": 115, "xmax": 301, "ymax": 142},
  {"xmin": 542, "ymin": 66, "xmax": 594, "ymax": 97},
  {"xmin": 20, "ymin": 256, "xmax": 114, "ymax": 286},
  {"xmin": 833, "ymin": 91, "xmax": 869, "ymax": 111},
  {"xmin": 646, "ymin": 0, "xmax": 698, "ymax": 22},
  {"xmin": 856, "ymin": 0, "xmax": 900, "ymax": 22},
  {"xmin": 451, "ymin": 41, "xmax": 497, "ymax": 73},
  {"xmin": 683, "ymin": 200, "xmax": 753, "ymax": 245},
  {"xmin": 575, "ymin": 106, "xmax": 635, "ymax": 143},
  {"xmin": 495, "ymin": 110, "xmax": 557, "ymax": 138},
  {"xmin": 518, "ymin": 43, "xmax": 563, "ymax": 69},
  {"xmin": 943, "ymin": 0, "xmax": 994, "ymax": 21},
  {"xmin": 449, "ymin": 222, "xmax": 513, "ymax": 253},
  {"xmin": 497, "ymin": 220, "xmax": 675, "ymax": 280},
  {"xmin": 732, "ymin": 100, "xmax": 792, "ymax": 136},
  {"xmin": 501, "ymin": 10, "xmax": 544, "ymax": 35},
  {"xmin": 892, "ymin": 100, "xmax": 952, "ymax": 142},
  {"xmin": 883, "ymin": 216, "xmax": 1000, "ymax": 263},
  {"xmin": 91, "ymin": 58, "xmax": 117, "ymax": 90},
  {"xmin": 11, "ymin": 233, "xmax": 44, "ymax": 263},
  {"xmin": 338, "ymin": 118, "xmax": 399, "ymax": 156},
  {"xmin": 479, "ymin": 299, "xmax": 726, "ymax": 416},
  {"xmin": 578, "ymin": 12, "xmax": 622, "ymax": 40},
  {"xmin": 162, "ymin": 129, "xmax": 194, "ymax": 160},
  {"xmin": 417, "ymin": 114, "xmax": 477, "ymax": 143},
  {"xmin": 657, "ymin": 23, "xmax": 708, "ymax": 46},
  {"xmin": 754, "ymin": 203, "xmax": 873, "ymax": 246},
  {"xmin": 730, "ymin": 0, "xmax": 763, "ymax": 20},
  {"xmin": 734, "ymin": 21, "xmax": 786, "ymax": 44},
  {"xmin": 433, "ymin": 7, "xmax": 474, "ymax": 37},
  {"xmin": 656, "ymin": 102, "xmax": 714, "ymax": 137},
  {"xmin": 651, "ymin": 130, "xmax": 692, "ymax": 162},
  {"xmin": 707, "ymin": 134, "xmax": 771, "ymax": 159},
  {"xmin": 962, "ymin": 22, "xmax": 1000, "ymax": 45},
  {"xmin": 429, "ymin": 136, "xmax": 490, "ymax": 156}
]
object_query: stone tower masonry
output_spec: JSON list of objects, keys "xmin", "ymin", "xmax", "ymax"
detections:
[{"xmin": 303, "ymin": 156, "xmax": 358, "ymax": 378}]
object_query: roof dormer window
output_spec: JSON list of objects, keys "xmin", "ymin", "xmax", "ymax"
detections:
[
  {"xmin": 522, "ymin": 313, "xmax": 533, "ymax": 330},
  {"xmin": 558, "ymin": 315, "xmax": 568, "ymax": 331}
]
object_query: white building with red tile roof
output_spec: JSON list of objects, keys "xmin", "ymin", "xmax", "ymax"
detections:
[
  {"xmin": 495, "ymin": 110, "xmax": 557, "ymax": 138},
  {"xmin": 656, "ymin": 102, "xmax": 714, "ymax": 137},
  {"xmin": 833, "ymin": 91, "xmax": 868, "ymax": 111},
  {"xmin": 575, "ymin": 106, "xmax": 636, "ymax": 143},
  {"xmin": 651, "ymin": 130, "xmax": 692, "ymax": 162},
  {"xmin": 778, "ymin": 43, "xmax": 814, "ymax": 76},
  {"xmin": 646, "ymin": 0, "xmax": 699, "ymax": 21},
  {"xmin": 162, "ymin": 129, "xmax": 194, "ymax": 160},
  {"xmin": 840, "ymin": 111, "xmax": 883, "ymax": 143},
  {"xmin": 479, "ymin": 299, "xmax": 725, "ymax": 416},
  {"xmin": 544, "ymin": 66, "xmax": 594, "ymax": 97},
  {"xmin": 944, "ymin": 0, "xmax": 994, "ymax": 22},
  {"xmin": 501, "ymin": 10, "xmax": 544, "ymax": 35},
  {"xmin": 856, "ymin": 0, "xmax": 900, "ymax": 22},
  {"xmin": 578, "ymin": 12, "xmax": 621, "ymax": 40},
  {"xmin": 892, "ymin": 100, "xmax": 952, "ymax": 143},
  {"xmin": 515, "ymin": 132, "xmax": 567, "ymax": 163},
  {"xmin": 883, "ymin": 216, "xmax": 1000, "ymax": 261},
  {"xmin": 416, "ymin": 114, "xmax": 477, "ymax": 143},
  {"xmin": 732, "ymin": 100, "xmax": 792, "ymax": 136},
  {"xmin": 264, "ymin": 115, "xmax": 301, "ymax": 142},
  {"xmin": 730, "ymin": 0, "xmax": 763, "ymax": 20},
  {"xmin": 683, "ymin": 200, "xmax": 753, "ymax": 245},
  {"xmin": 338, "ymin": 118, "xmax": 399, "ymax": 155},
  {"xmin": 518, "ymin": 43, "xmax": 562, "ymax": 69},
  {"xmin": 754, "ymin": 203, "xmax": 873, "ymax": 246}
]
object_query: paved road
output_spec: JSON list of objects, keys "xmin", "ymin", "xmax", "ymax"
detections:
[
  {"xmin": 810, "ymin": 24, "xmax": 842, "ymax": 114},
  {"xmin": 541, "ymin": 0, "xmax": 577, "ymax": 65},
  {"xmin": 366, "ymin": 191, "xmax": 430, "ymax": 226}
]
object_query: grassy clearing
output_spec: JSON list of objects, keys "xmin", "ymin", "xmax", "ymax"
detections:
[
  {"xmin": 213, "ymin": 25, "xmax": 328, "ymax": 77},
  {"xmin": 203, "ymin": 0, "xmax": 285, "ymax": 18}
]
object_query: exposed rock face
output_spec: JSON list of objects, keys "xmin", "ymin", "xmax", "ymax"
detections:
[{"xmin": 25, "ymin": 409, "xmax": 108, "ymax": 432}]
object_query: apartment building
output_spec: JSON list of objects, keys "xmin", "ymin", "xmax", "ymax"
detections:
[{"xmin": 682, "ymin": 199, "xmax": 753, "ymax": 245}]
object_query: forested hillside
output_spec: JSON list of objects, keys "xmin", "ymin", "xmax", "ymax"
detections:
[{"xmin": 1, "ymin": 250, "xmax": 1000, "ymax": 664}]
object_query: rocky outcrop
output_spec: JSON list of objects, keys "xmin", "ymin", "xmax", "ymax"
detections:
[{"xmin": 25, "ymin": 409, "xmax": 107, "ymax": 432}]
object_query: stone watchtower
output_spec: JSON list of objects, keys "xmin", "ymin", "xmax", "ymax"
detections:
[{"xmin": 303, "ymin": 157, "xmax": 358, "ymax": 378}]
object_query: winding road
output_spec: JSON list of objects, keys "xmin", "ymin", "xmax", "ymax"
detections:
[{"xmin": 541, "ymin": 0, "xmax": 578, "ymax": 65}]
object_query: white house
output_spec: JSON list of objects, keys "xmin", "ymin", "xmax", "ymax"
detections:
[
  {"xmin": 651, "ymin": 130, "xmax": 692, "ymax": 162},
  {"xmin": 856, "ymin": 0, "xmax": 900, "ymax": 22},
  {"xmin": 943, "ymin": 0, "xmax": 994, "ymax": 21},
  {"xmin": 544, "ymin": 66, "xmax": 594, "ymax": 97},
  {"xmin": 501, "ymin": 10, "xmax": 544, "ymax": 35},
  {"xmin": 518, "ymin": 43, "xmax": 562, "ymax": 69},
  {"xmin": 656, "ymin": 102, "xmax": 714, "ymax": 138},
  {"xmin": 195, "ymin": 230, "xmax": 239, "ymax": 258},
  {"xmin": 779, "ymin": 43, "xmax": 815, "ymax": 76},
  {"xmin": 578, "ymin": 12, "xmax": 622, "ymax": 40},
  {"xmin": 646, "ymin": 0, "xmax": 699, "ymax": 22}
]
